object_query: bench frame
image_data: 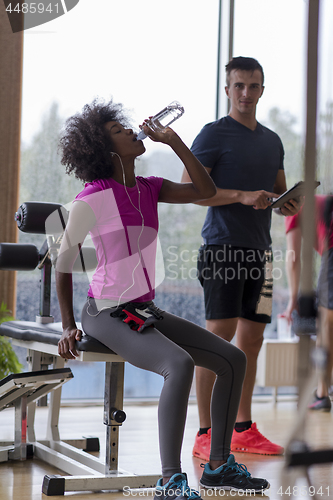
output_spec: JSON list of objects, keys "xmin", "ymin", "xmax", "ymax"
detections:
[{"xmin": 1, "ymin": 331, "xmax": 160, "ymax": 495}]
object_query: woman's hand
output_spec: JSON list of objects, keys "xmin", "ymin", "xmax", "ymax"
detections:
[
  {"xmin": 139, "ymin": 119, "xmax": 177, "ymax": 145},
  {"xmin": 282, "ymin": 297, "xmax": 299, "ymax": 324},
  {"xmin": 58, "ymin": 326, "xmax": 82, "ymax": 359},
  {"xmin": 140, "ymin": 117, "xmax": 216, "ymax": 203}
]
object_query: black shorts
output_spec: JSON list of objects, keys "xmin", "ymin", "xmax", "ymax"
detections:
[
  {"xmin": 197, "ymin": 244, "xmax": 272, "ymax": 323},
  {"xmin": 317, "ymin": 247, "xmax": 333, "ymax": 310}
]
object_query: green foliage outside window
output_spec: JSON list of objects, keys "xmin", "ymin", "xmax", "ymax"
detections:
[{"xmin": 18, "ymin": 100, "xmax": 333, "ymax": 287}]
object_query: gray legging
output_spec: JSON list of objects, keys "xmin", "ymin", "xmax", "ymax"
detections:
[{"xmin": 81, "ymin": 299, "xmax": 246, "ymax": 478}]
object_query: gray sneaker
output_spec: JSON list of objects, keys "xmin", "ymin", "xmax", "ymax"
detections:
[
  {"xmin": 199, "ymin": 454, "xmax": 270, "ymax": 493},
  {"xmin": 308, "ymin": 392, "xmax": 332, "ymax": 411}
]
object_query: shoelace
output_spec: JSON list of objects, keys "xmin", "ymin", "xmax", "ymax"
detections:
[
  {"xmin": 167, "ymin": 477, "xmax": 201, "ymax": 499},
  {"xmin": 228, "ymin": 460, "xmax": 251, "ymax": 478},
  {"xmin": 251, "ymin": 426, "xmax": 269, "ymax": 444}
]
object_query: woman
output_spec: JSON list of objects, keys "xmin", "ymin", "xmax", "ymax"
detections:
[{"xmin": 56, "ymin": 98, "xmax": 270, "ymax": 497}]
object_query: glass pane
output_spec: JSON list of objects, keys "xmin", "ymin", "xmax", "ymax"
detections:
[
  {"xmin": 18, "ymin": 0, "xmax": 219, "ymax": 399},
  {"xmin": 318, "ymin": 0, "xmax": 333, "ymax": 193},
  {"xmin": 234, "ymin": 0, "xmax": 307, "ymax": 134},
  {"xmin": 21, "ymin": 0, "xmax": 219, "ymax": 151},
  {"xmin": 233, "ymin": 1, "xmax": 307, "ymax": 347}
]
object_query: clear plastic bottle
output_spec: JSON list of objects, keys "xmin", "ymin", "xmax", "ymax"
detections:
[{"xmin": 136, "ymin": 101, "xmax": 185, "ymax": 140}]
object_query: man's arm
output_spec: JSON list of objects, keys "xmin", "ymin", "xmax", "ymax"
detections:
[
  {"xmin": 180, "ymin": 167, "xmax": 278, "ymax": 210},
  {"xmin": 272, "ymin": 168, "xmax": 287, "ymax": 195},
  {"xmin": 283, "ymin": 227, "xmax": 302, "ymax": 323}
]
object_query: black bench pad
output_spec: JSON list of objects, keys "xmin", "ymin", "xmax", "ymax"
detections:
[{"xmin": 0, "ymin": 321, "xmax": 116, "ymax": 355}]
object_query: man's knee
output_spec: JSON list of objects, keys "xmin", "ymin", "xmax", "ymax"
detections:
[
  {"xmin": 236, "ymin": 319, "xmax": 265, "ymax": 356},
  {"xmin": 206, "ymin": 318, "xmax": 238, "ymax": 342},
  {"xmin": 238, "ymin": 334, "xmax": 264, "ymax": 359}
]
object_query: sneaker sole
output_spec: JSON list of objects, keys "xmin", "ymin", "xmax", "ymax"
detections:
[
  {"xmin": 231, "ymin": 445, "xmax": 284, "ymax": 455},
  {"xmin": 199, "ymin": 480, "xmax": 270, "ymax": 493},
  {"xmin": 308, "ymin": 408, "xmax": 331, "ymax": 412},
  {"xmin": 308, "ymin": 405, "xmax": 331, "ymax": 412}
]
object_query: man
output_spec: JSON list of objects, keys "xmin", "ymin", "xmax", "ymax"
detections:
[
  {"xmin": 283, "ymin": 195, "xmax": 333, "ymax": 411},
  {"xmin": 181, "ymin": 56, "xmax": 301, "ymax": 460}
]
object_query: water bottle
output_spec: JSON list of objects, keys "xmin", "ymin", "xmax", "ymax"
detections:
[{"xmin": 136, "ymin": 101, "xmax": 185, "ymax": 140}]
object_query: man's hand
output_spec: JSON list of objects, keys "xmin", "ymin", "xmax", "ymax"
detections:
[
  {"xmin": 239, "ymin": 190, "xmax": 279, "ymax": 210},
  {"xmin": 58, "ymin": 326, "xmax": 82, "ymax": 359}
]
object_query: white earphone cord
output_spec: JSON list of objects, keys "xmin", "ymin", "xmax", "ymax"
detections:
[{"xmin": 86, "ymin": 151, "xmax": 145, "ymax": 316}]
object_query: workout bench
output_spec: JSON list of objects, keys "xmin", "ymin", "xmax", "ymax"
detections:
[{"xmin": 0, "ymin": 201, "xmax": 160, "ymax": 495}]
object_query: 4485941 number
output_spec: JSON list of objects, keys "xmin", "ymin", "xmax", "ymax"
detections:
[
  {"xmin": 6, "ymin": 3, "xmax": 60, "ymax": 14},
  {"xmin": 278, "ymin": 486, "xmax": 330, "ymax": 497}
]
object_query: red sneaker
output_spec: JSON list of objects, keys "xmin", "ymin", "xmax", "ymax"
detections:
[
  {"xmin": 231, "ymin": 422, "xmax": 284, "ymax": 455},
  {"xmin": 192, "ymin": 429, "xmax": 211, "ymax": 461}
]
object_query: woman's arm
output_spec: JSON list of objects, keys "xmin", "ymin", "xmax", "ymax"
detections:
[
  {"xmin": 56, "ymin": 200, "xmax": 96, "ymax": 359},
  {"xmin": 283, "ymin": 227, "xmax": 302, "ymax": 323},
  {"xmin": 141, "ymin": 124, "xmax": 216, "ymax": 203},
  {"xmin": 56, "ymin": 272, "xmax": 81, "ymax": 359}
]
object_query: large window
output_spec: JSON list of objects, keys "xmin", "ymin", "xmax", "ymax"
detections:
[
  {"xmin": 21, "ymin": 1, "xmax": 219, "ymax": 150},
  {"xmin": 16, "ymin": 1, "xmax": 332, "ymax": 400},
  {"xmin": 18, "ymin": 0, "xmax": 220, "ymax": 399},
  {"xmin": 233, "ymin": 0, "xmax": 308, "ymax": 323}
]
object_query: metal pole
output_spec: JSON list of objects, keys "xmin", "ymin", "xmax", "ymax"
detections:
[
  {"xmin": 280, "ymin": 4, "xmax": 326, "ymax": 494},
  {"xmin": 293, "ymin": 0, "xmax": 321, "ymax": 434},
  {"xmin": 104, "ymin": 362, "xmax": 126, "ymax": 472},
  {"xmin": 215, "ymin": 0, "xmax": 223, "ymax": 120},
  {"xmin": 228, "ymin": 0, "xmax": 234, "ymax": 62},
  {"xmin": 300, "ymin": 0, "xmax": 320, "ymax": 299},
  {"xmin": 227, "ymin": 0, "xmax": 235, "ymax": 113},
  {"xmin": 215, "ymin": 0, "xmax": 235, "ymax": 119}
]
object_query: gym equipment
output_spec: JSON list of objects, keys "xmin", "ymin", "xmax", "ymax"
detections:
[{"xmin": 0, "ymin": 201, "xmax": 160, "ymax": 496}]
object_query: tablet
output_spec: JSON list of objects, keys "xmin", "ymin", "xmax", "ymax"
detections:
[{"xmin": 270, "ymin": 181, "xmax": 320, "ymax": 208}]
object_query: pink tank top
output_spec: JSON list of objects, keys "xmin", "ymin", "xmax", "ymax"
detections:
[{"xmin": 75, "ymin": 176, "xmax": 164, "ymax": 303}]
